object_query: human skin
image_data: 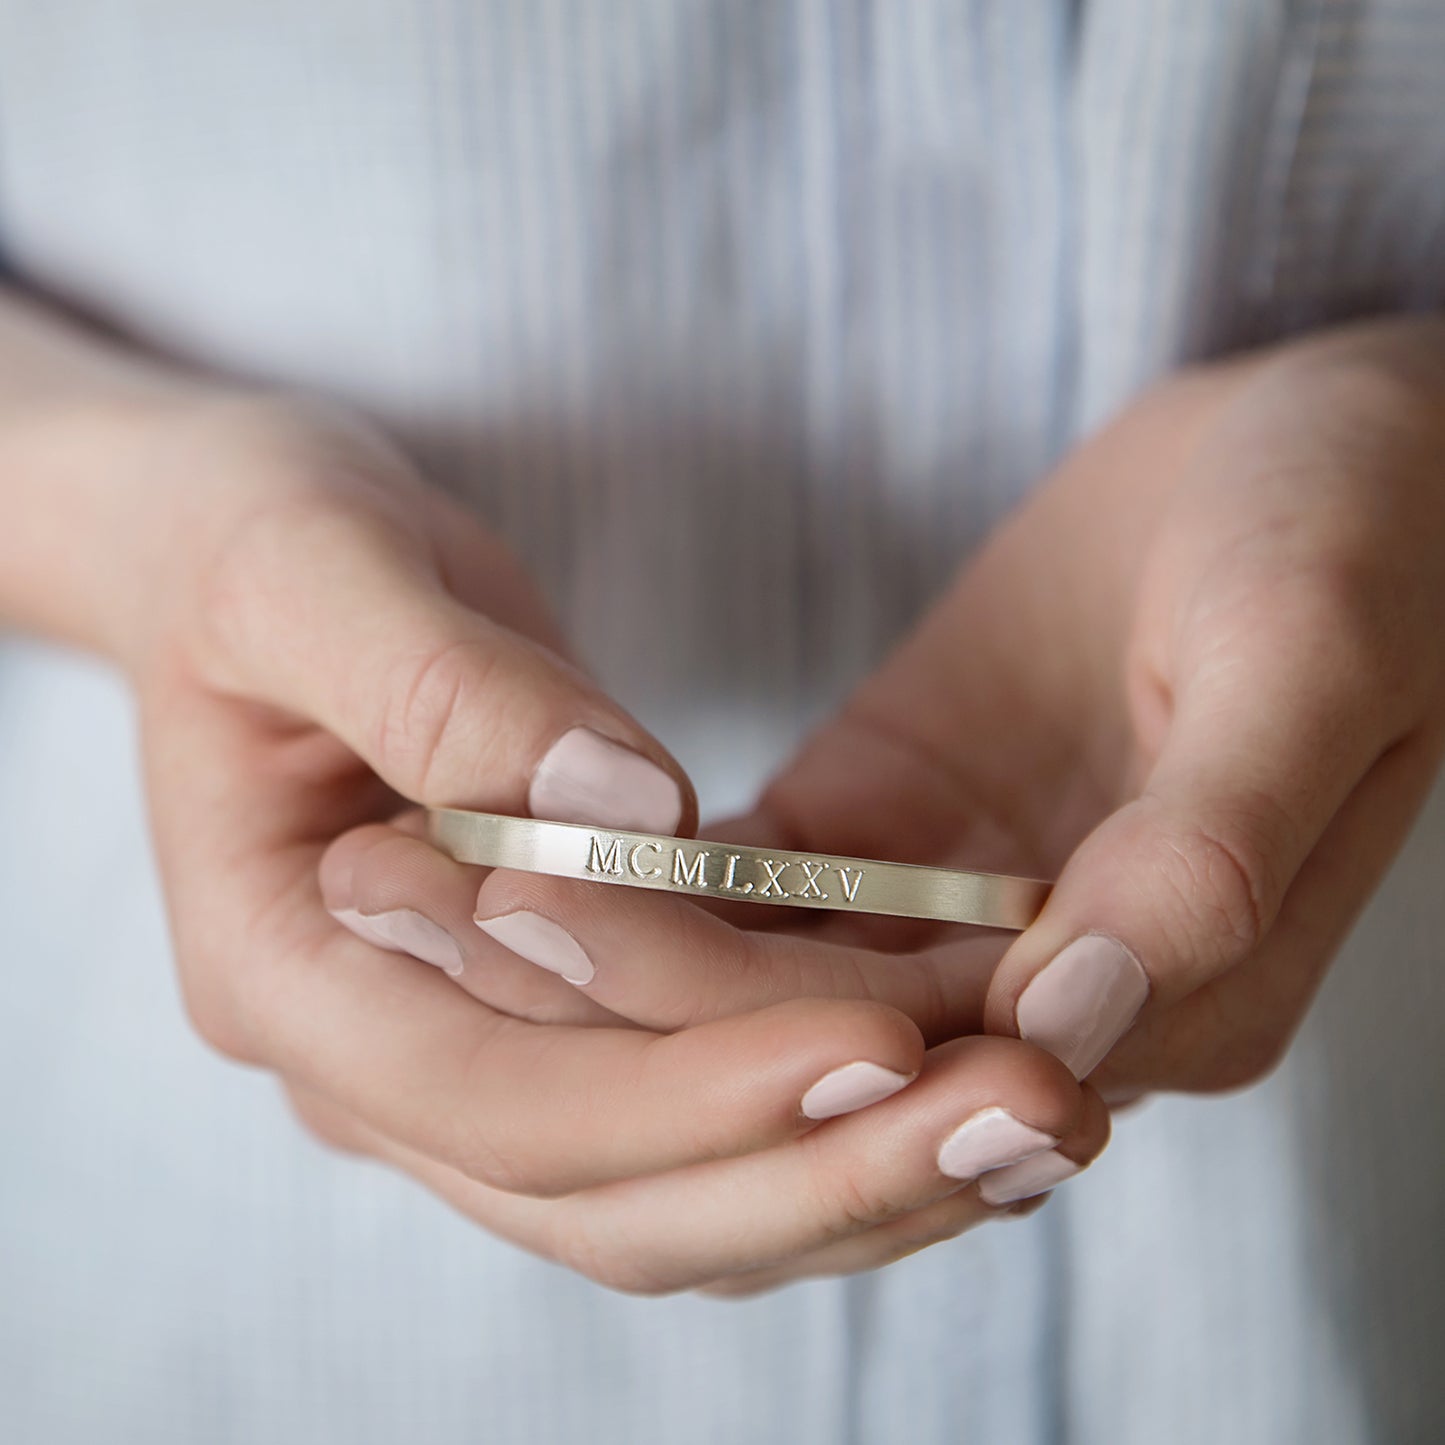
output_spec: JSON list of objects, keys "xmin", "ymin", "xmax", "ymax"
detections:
[
  {"xmin": 6, "ymin": 290, "xmax": 1442, "ymax": 1294},
  {"xmin": 317, "ymin": 314, "xmax": 1445, "ymax": 1294},
  {"xmin": 0, "ymin": 288, "xmax": 1104, "ymax": 1297}
]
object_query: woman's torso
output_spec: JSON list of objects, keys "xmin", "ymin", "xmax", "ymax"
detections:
[{"xmin": 2, "ymin": 3, "xmax": 1444, "ymax": 1441}]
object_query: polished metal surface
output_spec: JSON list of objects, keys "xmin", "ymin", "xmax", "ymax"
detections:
[{"xmin": 427, "ymin": 808, "xmax": 1051, "ymax": 931}]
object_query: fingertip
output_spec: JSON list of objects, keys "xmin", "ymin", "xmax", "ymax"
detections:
[
  {"xmin": 527, "ymin": 724, "xmax": 695, "ymax": 836},
  {"xmin": 983, "ymin": 836, "xmax": 1154, "ymax": 1077},
  {"xmin": 347, "ymin": 827, "xmax": 462, "ymax": 910},
  {"xmin": 1059, "ymin": 1083, "xmax": 1113, "ymax": 1167},
  {"xmin": 975, "ymin": 1082, "xmax": 1111, "ymax": 1209},
  {"xmin": 1013, "ymin": 932, "xmax": 1150, "ymax": 1079},
  {"xmin": 769, "ymin": 995, "xmax": 928, "ymax": 1082},
  {"xmin": 320, "ymin": 826, "xmax": 482, "ymax": 983},
  {"xmin": 799, "ymin": 1061, "xmax": 917, "ymax": 1121},
  {"xmin": 637, "ymin": 994, "xmax": 926, "ymax": 1156},
  {"xmin": 318, "ymin": 822, "xmax": 398, "ymax": 912},
  {"xmin": 977, "ymin": 1151, "xmax": 1083, "ymax": 1207},
  {"xmin": 927, "ymin": 1034, "xmax": 1088, "ymax": 1146}
]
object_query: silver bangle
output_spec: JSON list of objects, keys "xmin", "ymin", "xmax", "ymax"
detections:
[{"xmin": 426, "ymin": 808, "xmax": 1051, "ymax": 932}]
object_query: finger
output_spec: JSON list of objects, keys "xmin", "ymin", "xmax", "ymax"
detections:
[
  {"xmin": 722, "ymin": 705, "xmax": 1067, "ymax": 954},
  {"xmin": 469, "ymin": 862, "xmax": 1005, "ymax": 1042},
  {"xmin": 283, "ymin": 1080, "xmax": 375, "ymax": 1157},
  {"xmin": 985, "ymin": 552, "xmax": 1428, "ymax": 1078},
  {"xmin": 243, "ymin": 914, "xmax": 928, "ymax": 1197},
  {"xmin": 281, "ymin": 1073, "xmax": 1096, "ymax": 1299},
  {"xmin": 698, "ymin": 1087, "xmax": 1109, "ymax": 1295},
  {"xmin": 196, "ymin": 482, "xmax": 693, "ymax": 830},
  {"xmin": 694, "ymin": 1196, "xmax": 1049, "ymax": 1298},
  {"xmin": 150, "ymin": 679, "xmax": 928, "ymax": 1203},
  {"xmin": 1092, "ymin": 724, "xmax": 1445, "ymax": 1094},
  {"xmin": 319, "ymin": 821, "xmax": 622, "ymax": 1026},
  {"xmin": 291, "ymin": 1035, "xmax": 1097, "ymax": 1294}
]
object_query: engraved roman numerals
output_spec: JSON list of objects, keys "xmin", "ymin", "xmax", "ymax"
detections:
[
  {"xmin": 586, "ymin": 836, "xmax": 624, "ymax": 876},
  {"xmin": 795, "ymin": 860, "xmax": 828, "ymax": 899},
  {"xmin": 583, "ymin": 834, "xmax": 866, "ymax": 907},
  {"xmin": 757, "ymin": 858, "xmax": 790, "ymax": 898},
  {"xmin": 721, "ymin": 853, "xmax": 750, "ymax": 893},
  {"xmin": 671, "ymin": 847, "xmax": 709, "ymax": 887}
]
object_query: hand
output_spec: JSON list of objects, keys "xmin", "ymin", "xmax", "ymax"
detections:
[
  {"xmin": 337, "ymin": 317, "xmax": 1445, "ymax": 1294},
  {"xmin": 742, "ymin": 315, "xmax": 1445, "ymax": 1107},
  {"xmin": 984, "ymin": 317, "xmax": 1445, "ymax": 1099},
  {"xmin": 111, "ymin": 396, "xmax": 1103, "ymax": 1296}
]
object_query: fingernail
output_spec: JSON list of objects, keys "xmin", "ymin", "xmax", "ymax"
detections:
[
  {"xmin": 799, "ymin": 1061, "xmax": 913, "ymax": 1120},
  {"xmin": 529, "ymin": 726, "xmax": 683, "ymax": 833},
  {"xmin": 475, "ymin": 909, "xmax": 595, "ymax": 986},
  {"xmin": 936, "ymin": 1106, "xmax": 1058, "ymax": 1181},
  {"xmin": 330, "ymin": 907, "xmax": 464, "ymax": 977},
  {"xmin": 1016, "ymin": 933, "xmax": 1150, "ymax": 1079},
  {"xmin": 978, "ymin": 1149, "xmax": 1083, "ymax": 1206}
]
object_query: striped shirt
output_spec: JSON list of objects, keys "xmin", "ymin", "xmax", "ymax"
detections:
[{"xmin": 2, "ymin": 2, "xmax": 1444, "ymax": 1441}]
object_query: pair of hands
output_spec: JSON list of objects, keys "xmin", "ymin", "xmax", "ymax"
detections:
[{"xmin": 129, "ymin": 318, "xmax": 1445, "ymax": 1295}]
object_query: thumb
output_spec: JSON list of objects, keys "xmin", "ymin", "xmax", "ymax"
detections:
[
  {"xmin": 983, "ymin": 583, "xmax": 1406, "ymax": 1080},
  {"xmin": 192, "ymin": 486, "xmax": 693, "ymax": 832}
]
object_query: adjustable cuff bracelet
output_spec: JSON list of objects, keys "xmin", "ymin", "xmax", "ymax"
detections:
[{"xmin": 427, "ymin": 808, "xmax": 1051, "ymax": 932}]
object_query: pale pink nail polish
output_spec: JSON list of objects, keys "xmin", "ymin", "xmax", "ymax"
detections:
[
  {"xmin": 936, "ymin": 1106, "xmax": 1058, "ymax": 1181},
  {"xmin": 977, "ymin": 1149, "xmax": 1083, "ymax": 1206},
  {"xmin": 528, "ymin": 726, "xmax": 683, "ymax": 833},
  {"xmin": 799, "ymin": 1061, "xmax": 913, "ymax": 1120},
  {"xmin": 1016, "ymin": 933, "xmax": 1150, "ymax": 1079},
  {"xmin": 475, "ymin": 909, "xmax": 595, "ymax": 985},
  {"xmin": 330, "ymin": 907, "xmax": 464, "ymax": 977}
]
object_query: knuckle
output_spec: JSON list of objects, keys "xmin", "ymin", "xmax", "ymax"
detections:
[
  {"xmin": 376, "ymin": 636, "xmax": 502, "ymax": 801},
  {"xmin": 446, "ymin": 1120, "xmax": 537, "ymax": 1198},
  {"xmin": 284, "ymin": 1088, "xmax": 365, "ymax": 1155},
  {"xmin": 552, "ymin": 1224, "xmax": 679, "ymax": 1297},
  {"xmin": 1146, "ymin": 810, "xmax": 1275, "ymax": 967},
  {"xmin": 1195, "ymin": 1025, "xmax": 1291, "ymax": 1093},
  {"xmin": 177, "ymin": 958, "xmax": 259, "ymax": 1065},
  {"xmin": 1288, "ymin": 558, "xmax": 1421, "ymax": 710},
  {"xmin": 815, "ymin": 1160, "xmax": 905, "ymax": 1241}
]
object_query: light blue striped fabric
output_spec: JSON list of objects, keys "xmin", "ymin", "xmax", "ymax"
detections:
[{"xmin": 2, "ymin": 3, "xmax": 1444, "ymax": 1441}]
